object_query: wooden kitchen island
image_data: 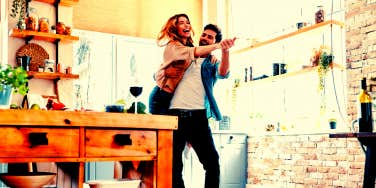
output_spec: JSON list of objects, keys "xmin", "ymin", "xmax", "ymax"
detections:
[{"xmin": 0, "ymin": 109, "xmax": 178, "ymax": 188}]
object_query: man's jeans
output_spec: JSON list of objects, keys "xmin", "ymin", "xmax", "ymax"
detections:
[{"xmin": 170, "ymin": 109, "xmax": 220, "ymax": 188}]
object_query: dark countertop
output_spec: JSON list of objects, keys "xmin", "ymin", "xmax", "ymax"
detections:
[{"xmin": 329, "ymin": 132, "xmax": 376, "ymax": 138}]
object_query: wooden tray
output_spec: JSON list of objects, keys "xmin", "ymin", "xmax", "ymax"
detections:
[{"xmin": 16, "ymin": 43, "xmax": 49, "ymax": 71}]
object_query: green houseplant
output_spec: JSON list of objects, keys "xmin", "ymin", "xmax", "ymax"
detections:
[
  {"xmin": 0, "ymin": 64, "xmax": 29, "ymax": 95},
  {"xmin": 310, "ymin": 45, "xmax": 334, "ymax": 113},
  {"xmin": 310, "ymin": 45, "xmax": 334, "ymax": 91}
]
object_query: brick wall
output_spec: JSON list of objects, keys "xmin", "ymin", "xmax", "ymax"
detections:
[
  {"xmin": 246, "ymin": 134, "xmax": 364, "ymax": 188},
  {"xmin": 346, "ymin": 0, "xmax": 376, "ymax": 121},
  {"xmin": 246, "ymin": 0, "xmax": 376, "ymax": 187}
]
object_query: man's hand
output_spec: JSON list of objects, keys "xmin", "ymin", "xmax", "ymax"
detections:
[{"xmin": 220, "ymin": 37, "xmax": 236, "ymax": 51}]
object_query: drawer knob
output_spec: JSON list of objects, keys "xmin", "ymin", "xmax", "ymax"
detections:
[
  {"xmin": 64, "ymin": 119, "xmax": 71, "ymax": 124},
  {"xmin": 114, "ymin": 134, "xmax": 132, "ymax": 146},
  {"xmin": 29, "ymin": 132, "xmax": 48, "ymax": 147}
]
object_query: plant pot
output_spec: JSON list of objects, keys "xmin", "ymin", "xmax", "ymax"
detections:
[
  {"xmin": 0, "ymin": 84, "xmax": 13, "ymax": 109},
  {"xmin": 17, "ymin": 19, "xmax": 26, "ymax": 30}
]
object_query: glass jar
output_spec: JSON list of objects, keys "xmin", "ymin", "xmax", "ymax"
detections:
[
  {"xmin": 26, "ymin": 7, "xmax": 39, "ymax": 31},
  {"xmin": 315, "ymin": 5, "xmax": 325, "ymax": 24},
  {"xmin": 39, "ymin": 17, "xmax": 49, "ymax": 32}
]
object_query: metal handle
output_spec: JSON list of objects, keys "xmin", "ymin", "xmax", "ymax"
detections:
[
  {"xmin": 29, "ymin": 132, "xmax": 48, "ymax": 147},
  {"xmin": 352, "ymin": 119, "xmax": 359, "ymax": 132},
  {"xmin": 114, "ymin": 134, "xmax": 132, "ymax": 146}
]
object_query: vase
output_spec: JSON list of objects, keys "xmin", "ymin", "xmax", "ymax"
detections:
[{"xmin": 0, "ymin": 84, "xmax": 13, "ymax": 109}]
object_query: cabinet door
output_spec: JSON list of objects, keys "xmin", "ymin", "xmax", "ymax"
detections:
[
  {"xmin": 85, "ymin": 162, "xmax": 115, "ymax": 181},
  {"xmin": 0, "ymin": 163, "xmax": 8, "ymax": 188},
  {"xmin": 182, "ymin": 146, "xmax": 205, "ymax": 188},
  {"xmin": 218, "ymin": 134, "xmax": 247, "ymax": 188},
  {"xmin": 182, "ymin": 133, "xmax": 247, "ymax": 188}
]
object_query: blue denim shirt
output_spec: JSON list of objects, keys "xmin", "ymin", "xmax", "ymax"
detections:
[{"xmin": 201, "ymin": 55, "xmax": 229, "ymax": 121}]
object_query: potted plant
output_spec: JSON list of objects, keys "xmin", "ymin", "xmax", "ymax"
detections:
[
  {"xmin": 310, "ymin": 46, "xmax": 334, "ymax": 113},
  {"xmin": 310, "ymin": 45, "xmax": 334, "ymax": 91},
  {"xmin": 0, "ymin": 64, "xmax": 29, "ymax": 108},
  {"xmin": 10, "ymin": 0, "xmax": 28, "ymax": 29}
]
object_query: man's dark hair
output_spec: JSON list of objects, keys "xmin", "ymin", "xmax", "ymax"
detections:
[{"xmin": 204, "ymin": 24, "xmax": 222, "ymax": 43}]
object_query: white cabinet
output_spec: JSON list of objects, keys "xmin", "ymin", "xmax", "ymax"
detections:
[{"xmin": 183, "ymin": 132, "xmax": 247, "ymax": 188}]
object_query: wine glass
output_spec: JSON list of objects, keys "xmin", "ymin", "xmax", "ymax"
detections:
[{"xmin": 130, "ymin": 86, "xmax": 143, "ymax": 114}]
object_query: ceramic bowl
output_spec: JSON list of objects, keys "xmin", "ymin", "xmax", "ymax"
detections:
[
  {"xmin": 0, "ymin": 172, "xmax": 56, "ymax": 188},
  {"xmin": 105, "ymin": 105, "xmax": 125, "ymax": 113},
  {"xmin": 87, "ymin": 179, "xmax": 141, "ymax": 188}
]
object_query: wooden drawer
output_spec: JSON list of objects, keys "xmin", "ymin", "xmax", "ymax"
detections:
[
  {"xmin": 0, "ymin": 127, "xmax": 79, "ymax": 158},
  {"xmin": 85, "ymin": 129, "xmax": 157, "ymax": 157}
]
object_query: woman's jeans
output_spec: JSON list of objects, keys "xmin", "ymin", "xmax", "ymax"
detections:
[
  {"xmin": 170, "ymin": 109, "xmax": 220, "ymax": 188},
  {"xmin": 148, "ymin": 86, "xmax": 173, "ymax": 115}
]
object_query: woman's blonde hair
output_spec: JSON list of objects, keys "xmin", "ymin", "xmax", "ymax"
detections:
[{"xmin": 157, "ymin": 13, "xmax": 194, "ymax": 47}]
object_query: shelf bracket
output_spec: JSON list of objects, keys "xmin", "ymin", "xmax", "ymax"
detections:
[
  {"xmin": 26, "ymin": 0, "xmax": 32, "ymax": 17},
  {"xmin": 53, "ymin": 78, "xmax": 60, "ymax": 101},
  {"xmin": 25, "ymin": 36, "xmax": 34, "ymax": 44},
  {"xmin": 54, "ymin": 39, "xmax": 60, "ymax": 70},
  {"xmin": 54, "ymin": 0, "xmax": 61, "ymax": 70}
]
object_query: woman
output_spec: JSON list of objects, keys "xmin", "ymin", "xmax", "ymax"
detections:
[{"xmin": 148, "ymin": 13, "xmax": 224, "ymax": 115}]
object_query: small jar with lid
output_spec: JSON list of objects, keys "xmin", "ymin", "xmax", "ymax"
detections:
[
  {"xmin": 315, "ymin": 5, "xmax": 325, "ymax": 24},
  {"xmin": 39, "ymin": 17, "xmax": 49, "ymax": 32},
  {"xmin": 56, "ymin": 22, "xmax": 66, "ymax": 35},
  {"xmin": 64, "ymin": 26, "xmax": 72, "ymax": 35}
]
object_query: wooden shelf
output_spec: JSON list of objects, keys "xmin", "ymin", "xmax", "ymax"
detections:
[
  {"xmin": 33, "ymin": 0, "xmax": 79, "ymax": 6},
  {"xmin": 240, "ymin": 63, "xmax": 344, "ymax": 85},
  {"xmin": 10, "ymin": 29, "xmax": 79, "ymax": 43},
  {"xmin": 27, "ymin": 71, "xmax": 79, "ymax": 80},
  {"xmin": 232, "ymin": 20, "xmax": 344, "ymax": 54}
]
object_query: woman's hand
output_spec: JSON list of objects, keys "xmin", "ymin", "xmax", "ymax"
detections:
[{"xmin": 210, "ymin": 55, "xmax": 218, "ymax": 64}]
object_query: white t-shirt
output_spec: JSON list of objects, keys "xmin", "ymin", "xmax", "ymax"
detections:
[{"xmin": 169, "ymin": 58, "xmax": 206, "ymax": 110}]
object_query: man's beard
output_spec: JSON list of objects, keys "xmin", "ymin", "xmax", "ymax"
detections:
[{"xmin": 199, "ymin": 40, "xmax": 209, "ymax": 46}]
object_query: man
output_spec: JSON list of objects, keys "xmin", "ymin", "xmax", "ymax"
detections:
[{"xmin": 169, "ymin": 24, "xmax": 235, "ymax": 188}]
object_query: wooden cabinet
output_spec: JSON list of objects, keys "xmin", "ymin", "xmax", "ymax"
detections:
[
  {"xmin": 0, "ymin": 127, "xmax": 79, "ymax": 158},
  {"xmin": 0, "ymin": 110, "xmax": 178, "ymax": 188},
  {"xmin": 85, "ymin": 129, "xmax": 157, "ymax": 157}
]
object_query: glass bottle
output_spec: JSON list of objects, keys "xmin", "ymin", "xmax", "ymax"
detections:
[{"xmin": 358, "ymin": 78, "xmax": 373, "ymax": 132}]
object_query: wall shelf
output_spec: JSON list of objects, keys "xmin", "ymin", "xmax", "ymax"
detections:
[
  {"xmin": 239, "ymin": 63, "xmax": 344, "ymax": 86},
  {"xmin": 9, "ymin": 29, "xmax": 79, "ymax": 43},
  {"xmin": 33, "ymin": 0, "xmax": 79, "ymax": 6},
  {"xmin": 27, "ymin": 71, "xmax": 79, "ymax": 80},
  {"xmin": 232, "ymin": 20, "xmax": 344, "ymax": 54}
]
